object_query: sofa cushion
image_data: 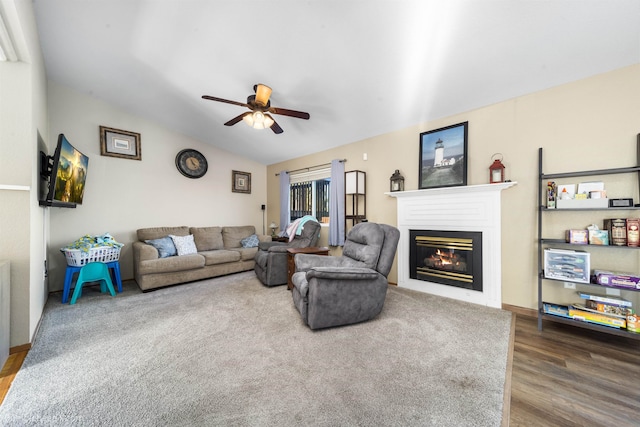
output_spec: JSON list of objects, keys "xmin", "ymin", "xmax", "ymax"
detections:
[
  {"xmin": 138, "ymin": 226, "xmax": 189, "ymax": 242},
  {"xmin": 144, "ymin": 237, "xmax": 177, "ymax": 258},
  {"xmin": 240, "ymin": 234, "xmax": 260, "ymax": 248},
  {"xmin": 236, "ymin": 247, "xmax": 259, "ymax": 261},
  {"xmin": 200, "ymin": 249, "xmax": 241, "ymax": 266},
  {"xmin": 222, "ymin": 226, "xmax": 256, "ymax": 248},
  {"xmin": 170, "ymin": 234, "xmax": 198, "ymax": 256},
  {"xmin": 190, "ymin": 227, "xmax": 224, "ymax": 251},
  {"xmin": 137, "ymin": 253, "xmax": 205, "ymax": 275}
]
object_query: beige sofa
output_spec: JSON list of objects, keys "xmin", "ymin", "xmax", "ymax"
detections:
[{"xmin": 133, "ymin": 225, "xmax": 271, "ymax": 291}]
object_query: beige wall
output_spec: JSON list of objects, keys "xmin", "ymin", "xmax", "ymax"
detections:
[
  {"xmin": 267, "ymin": 64, "xmax": 640, "ymax": 309},
  {"xmin": 46, "ymin": 82, "xmax": 268, "ymax": 291},
  {"xmin": 0, "ymin": 0, "xmax": 48, "ymax": 347}
]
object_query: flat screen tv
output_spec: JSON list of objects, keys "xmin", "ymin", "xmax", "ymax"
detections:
[{"xmin": 39, "ymin": 134, "xmax": 89, "ymax": 208}]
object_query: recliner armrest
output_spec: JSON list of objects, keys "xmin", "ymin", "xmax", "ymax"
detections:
[
  {"xmin": 257, "ymin": 241, "xmax": 285, "ymax": 251},
  {"xmin": 295, "ymin": 254, "xmax": 364, "ymax": 272},
  {"xmin": 267, "ymin": 244, "xmax": 290, "ymax": 253},
  {"xmin": 307, "ymin": 267, "xmax": 379, "ymax": 281}
]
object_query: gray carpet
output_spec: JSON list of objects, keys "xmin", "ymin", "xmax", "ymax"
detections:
[{"xmin": 0, "ymin": 271, "xmax": 512, "ymax": 426}]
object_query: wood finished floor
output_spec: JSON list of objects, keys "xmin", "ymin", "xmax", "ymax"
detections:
[
  {"xmin": 510, "ymin": 315, "xmax": 640, "ymax": 427},
  {"xmin": 1, "ymin": 314, "xmax": 639, "ymax": 425}
]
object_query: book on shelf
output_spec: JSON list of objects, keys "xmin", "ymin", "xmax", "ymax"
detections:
[
  {"xmin": 594, "ymin": 270, "xmax": 640, "ymax": 289},
  {"xmin": 604, "ymin": 218, "xmax": 627, "ymax": 246},
  {"xmin": 627, "ymin": 313, "xmax": 640, "ymax": 333},
  {"xmin": 577, "ymin": 292, "xmax": 633, "ymax": 308},
  {"xmin": 569, "ymin": 306, "xmax": 627, "ymax": 329},
  {"xmin": 576, "ymin": 302, "xmax": 632, "ymax": 319},
  {"xmin": 626, "ymin": 218, "xmax": 640, "ymax": 247},
  {"xmin": 542, "ymin": 302, "xmax": 572, "ymax": 319}
]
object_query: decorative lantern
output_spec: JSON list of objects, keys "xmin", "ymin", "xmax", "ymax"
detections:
[
  {"xmin": 489, "ymin": 153, "xmax": 505, "ymax": 184},
  {"xmin": 390, "ymin": 170, "xmax": 404, "ymax": 192}
]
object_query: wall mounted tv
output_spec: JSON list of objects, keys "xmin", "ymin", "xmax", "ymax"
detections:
[{"xmin": 39, "ymin": 134, "xmax": 89, "ymax": 208}]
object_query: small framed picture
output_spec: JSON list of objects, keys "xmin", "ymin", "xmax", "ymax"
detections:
[
  {"xmin": 232, "ymin": 170, "xmax": 251, "ymax": 194},
  {"xmin": 100, "ymin": 126, "xmax": 141, "ymax": 160}
]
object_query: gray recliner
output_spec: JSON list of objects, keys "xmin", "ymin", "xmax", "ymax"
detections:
[
  {"xmin": 291, "ymin": 222, "xmax": 400, "ymax": 330},
  {"xmin": 254, "ymin": 220, "xmax": 321, "ymax": 286}
]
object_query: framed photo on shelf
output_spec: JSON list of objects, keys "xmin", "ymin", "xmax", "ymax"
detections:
[
  {"xmin": 419, "ymin": 122, "xmax": 468, "ymax": 189},
  {"xmin": 232, "ymin": 170, "xmax": 251, "ymax": 194},
  {"xmin": 99, "ymin": 126, "xmax": 141, "ymax": 160}
]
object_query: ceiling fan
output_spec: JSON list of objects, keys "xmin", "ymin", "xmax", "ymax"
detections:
[{"xmin": 202, "ymin": 84, "xmax": 310, "ymax": 134}]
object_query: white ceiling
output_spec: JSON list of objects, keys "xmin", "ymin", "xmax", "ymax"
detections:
[{"xmin": 33, "ymin": 1, "xmax": 640, "ymax": 165}]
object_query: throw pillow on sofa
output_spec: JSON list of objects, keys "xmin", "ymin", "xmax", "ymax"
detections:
[
  {"xmin": 170, "ymin": 234, "xmax": 198, "ymax": 256},
  {"xmin": 240, "ymin": 234, "xmax": 260, "ymax": 248},
  {"xmin": 145, "ymin": 236, "xmax": 177, "ymax": 258}
]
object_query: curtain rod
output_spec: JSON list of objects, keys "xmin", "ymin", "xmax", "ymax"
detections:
[{"xmin": 275, "ymin": 159, "xmax": 347, "ymax": 176}]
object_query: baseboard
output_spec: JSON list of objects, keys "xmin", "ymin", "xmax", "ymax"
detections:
[
  {"xmin": 10, "ymin": 343, "xmax": 30, "ymax": 355},
  {"xmin": 502, "ymin": 303, "xmax": 536, "ymax": 319}
]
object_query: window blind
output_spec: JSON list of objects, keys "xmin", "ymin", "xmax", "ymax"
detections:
[{"xmin": 289, "ymin": 167, "xmax": 331, "ymax": 184}]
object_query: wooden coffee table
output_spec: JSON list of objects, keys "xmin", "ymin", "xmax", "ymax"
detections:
[{"xmin": 287, "ymin": 247, "xmax": 329, "ymax": 290}]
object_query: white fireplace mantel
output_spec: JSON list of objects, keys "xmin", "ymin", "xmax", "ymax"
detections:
[{"xmin": 386, "ymin": 182, "xmax": 517, "ymax": 308}]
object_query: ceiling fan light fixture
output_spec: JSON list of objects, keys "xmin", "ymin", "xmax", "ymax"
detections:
[
  {"xmin": 203, "ymin": 84, "xmax": 308, "ymax": 134},
  {"xmin": 242, "ymin": 111, "xmax": 274, "ymax": 130},
  {"xmin": 255, "ymin": 84, "xmax": 272, "ymax": 106}
]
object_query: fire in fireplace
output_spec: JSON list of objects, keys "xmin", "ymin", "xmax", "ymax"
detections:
[{"xmin": 409, "ymin": 230, "xmax": 483, "ymax": 292}]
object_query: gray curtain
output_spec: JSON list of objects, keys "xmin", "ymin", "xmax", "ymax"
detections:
[
  {"xmin": 279, "ymin": 171, "xmax": 290, "ymax": 235},
  {"xmin": 329, "ymin": 159, "xmax": 345, "ymax": 246}
]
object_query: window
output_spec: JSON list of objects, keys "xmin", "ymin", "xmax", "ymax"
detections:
[
  {"xmin": 290, "ymin": 178, "xmax": 330, "ymax": 222},
  {"xmin": 289, "ymin": 167, "xmax": 331, "ymax": 223}
]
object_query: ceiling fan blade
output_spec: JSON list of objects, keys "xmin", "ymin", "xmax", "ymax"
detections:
[
  {"xmin": 202, "ymin": 95, "xmax": 249, "ymax": 108},
  {"xmin": 270, "ymin": 119, "xmax": 284, "ymax": 134},
  {"xmin": 224, "ymin": 112, "xmax": 251, "ymax": 126},
  {"xmin": 254, "ymin": 84, "xmax": 272, "ymax": 106},
  {"xmin": 268, "ymin": 107, "xmax": 310, "ymax": 120}
]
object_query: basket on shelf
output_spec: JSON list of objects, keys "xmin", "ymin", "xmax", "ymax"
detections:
[{"xmin": 62, "ymin": 246, "xmax": 121, "ymax": 267}]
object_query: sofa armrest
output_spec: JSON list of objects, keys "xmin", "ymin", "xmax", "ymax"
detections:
[{"xmin": 133, "ymin": 241, "xmax": 159, "ymax": 262}]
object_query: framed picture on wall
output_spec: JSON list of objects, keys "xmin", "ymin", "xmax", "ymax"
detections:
[
  {"xmin": 232, "ymin": 170, "xmax": 251, "ymax": 194},
  {"xmin": 99, "ymin": 126, "xmax": 141, "ymax": 160},
  {"xmin": 419, "ymin": 122, "xmax": 468, "ymax": 189}
]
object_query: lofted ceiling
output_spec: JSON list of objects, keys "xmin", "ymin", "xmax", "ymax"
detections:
[{"xmin": 33, "ymin": 1, "xmax": 640, "ymax": 165}]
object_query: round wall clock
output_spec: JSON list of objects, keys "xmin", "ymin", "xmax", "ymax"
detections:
[{"xmin": 175, "ymin": 149, "xmax": 208, "ymax": 179}]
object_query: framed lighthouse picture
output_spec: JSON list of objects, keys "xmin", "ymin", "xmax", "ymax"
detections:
[{"xmin": 419, "ymin": 122, "xmax": 468, "ymax": 190}]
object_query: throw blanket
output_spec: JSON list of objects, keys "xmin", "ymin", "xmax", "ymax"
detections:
[
  {"xmin": 61, "ymin": 233, "xmax": 124, "ymax": 253},
  {"xmin": 285, "ymin": 216, "xmax": 318, "ymax": 242}
]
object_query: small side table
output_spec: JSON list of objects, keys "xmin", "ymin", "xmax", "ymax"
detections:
[
  {"xmin": 62, "ymin": 261, "xmax": 123, "ymax": 303},
  {"xmin": 272, "ymin": 236, "xmax": 289, "ymax": 243},
  {"xmin": 287, "ymin": 247, "xmax": 329, "ymax": 290}
]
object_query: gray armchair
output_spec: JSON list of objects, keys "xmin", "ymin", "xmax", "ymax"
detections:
[
  {"xmin": 291, "ymin": 222, "xmax": 400, "ymax": 330},
  {"xmin": 254, "ymin": 220, "xmax": 321, "ymax": 286}
]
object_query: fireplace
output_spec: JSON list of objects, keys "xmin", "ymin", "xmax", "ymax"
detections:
[
  {"xmin": 409, "ymin": 230, "xmax": 482, "ymax": 292},
  {"xmin": 387, "ymin": 182, "xmax": 516, "ymax": 308}
]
